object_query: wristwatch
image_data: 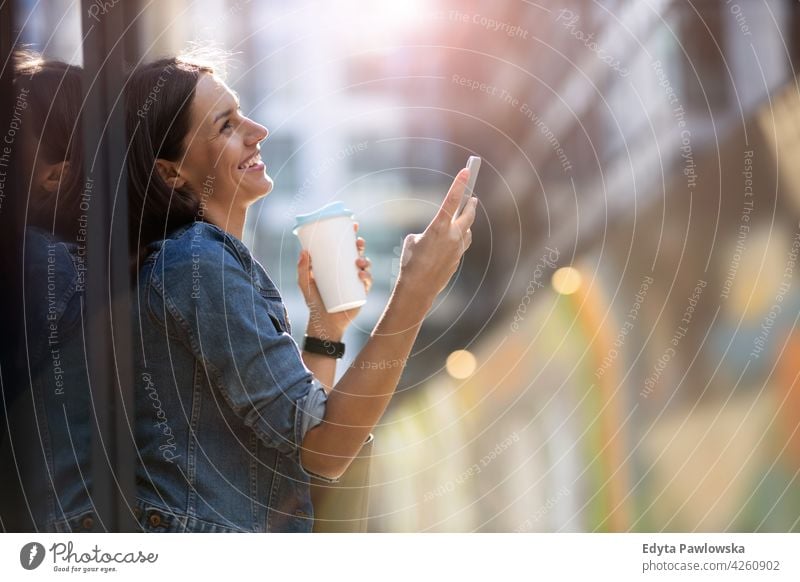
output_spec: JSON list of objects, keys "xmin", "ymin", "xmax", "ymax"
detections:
[{"xmin": 303, "ymin": 335, "xmax": 345, "ymax": 359}]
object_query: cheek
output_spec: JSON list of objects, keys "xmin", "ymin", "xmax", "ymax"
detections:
[
  {"xmin": 214, "ymin": 139, "xmax": 242, "ymax": 174},
  {"xmin": 31, "ymin": 158, "xmax": 49, "ymax": 186},
  {"xmin": 183, "ymin": 143, "xmax": 219, "ymax": 183}
]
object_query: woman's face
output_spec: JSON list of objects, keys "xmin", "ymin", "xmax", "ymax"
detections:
[{"xmin": 176, "ymin": 73, "xmax": 272, "ymax": 208}]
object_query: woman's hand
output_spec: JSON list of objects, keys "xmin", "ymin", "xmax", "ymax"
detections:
[
  {"xmin": 297, "ymin": 222, "xmax": 372, "ymax": 341},
  {"xmin": 396, "ymin": 167, "xmax": 477, "ymax": 305}
]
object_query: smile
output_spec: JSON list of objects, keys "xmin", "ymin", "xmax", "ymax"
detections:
[{"xmin": 238, "ymin": 151, "xmax": 264, "ymax": 171}]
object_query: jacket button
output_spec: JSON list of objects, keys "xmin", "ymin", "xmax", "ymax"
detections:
[
  {"xmin": 148, "ymin": 513, "xmax": 162, "ymax": 527},
  {"xmin": 82, "ymin": 516, "xmax": 94, "ymax": 530},
  {"xmin": 133, "ymin": 507, "xmax": 142, "ymax": 520}
]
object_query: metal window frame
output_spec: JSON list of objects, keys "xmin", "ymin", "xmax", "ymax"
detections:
[
  {"xmin": 80, "ymin": 0, "xmax": 138, "ymax": 532},
  {"xmin": 0, "ymin": 3, "xmax": 21, "ymax": 528}
]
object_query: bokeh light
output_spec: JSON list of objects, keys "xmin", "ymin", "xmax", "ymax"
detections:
[
  {"xmin": 551, "ymin": 267, "xmax": 582, "ymax": 295},
  {"xmin": 445, "ymin": 349, "xmax": 477, "ymax": 379}
]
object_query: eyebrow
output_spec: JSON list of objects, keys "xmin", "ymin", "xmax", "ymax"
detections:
[
  {"xmin": 212, "ymin": 93, "xmax": 241, "ymax": 125},
  {"xmin": 213, "ymin": 108, "xmax": 234, "ymax": 125}
]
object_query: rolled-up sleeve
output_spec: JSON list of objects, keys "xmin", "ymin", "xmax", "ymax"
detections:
[
  {"xmin": 150, "ymin": 230, "xmax": 331, "ymax": 475},
  {"xmin": 294, "ymin": 380, "xmax": 339, "ymax": 482},
  {"xmin": 297, "ymin": 379, "xmax": 327, "ymax": 441}
]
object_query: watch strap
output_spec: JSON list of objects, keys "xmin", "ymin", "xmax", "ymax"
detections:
[{"xmin": 303, "ymin": 335, "xmax": 345, "ymax": 359}]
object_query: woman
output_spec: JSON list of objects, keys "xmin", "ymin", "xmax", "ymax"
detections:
[
  {"xmin": 126, "ymin": 54, "xmax": 477, "ymax": 532},
  {"xmin": 0, "ymin": 54, "xmax": 93, "ymax": 532}
]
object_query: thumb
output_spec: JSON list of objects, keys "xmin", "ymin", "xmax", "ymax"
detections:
[{"xmin": 297, "ymin": 250, "xmax": 313, "ymax": 294}]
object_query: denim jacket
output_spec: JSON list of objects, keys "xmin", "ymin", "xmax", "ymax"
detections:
[
  {"xmin": 133, "ymin": 222, "xmax": 329, "ymax": 532},
  {"xmin": 0, "ymin": 228, "xmax": 94, "ymax": 532}
]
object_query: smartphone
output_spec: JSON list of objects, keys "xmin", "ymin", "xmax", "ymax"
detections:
[{"xmin": 455, "ymin": 156, "xmax": 481, "ymax": 220}]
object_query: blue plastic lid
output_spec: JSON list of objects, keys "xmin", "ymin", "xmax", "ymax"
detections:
[{"xmin": 292, "ymin": 201, "xmax": 354, "ymax": 234}]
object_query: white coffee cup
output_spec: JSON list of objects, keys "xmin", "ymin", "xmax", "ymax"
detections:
[{"xmin": 293, "ymin": 201, "xmax": 366, "ymax": 313}]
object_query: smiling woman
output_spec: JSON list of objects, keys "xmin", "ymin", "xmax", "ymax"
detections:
[
  {"xmin": 127, "ymin": 58, "xmax": 274, "ymax": 252},
  {"xmin": 124, "ymin": 53, "xmax": 476, "ymax": 533},
  {"xmin": 153, "ymin": 72, "xmax": 272, "ymax": 238},
  {"xmin": 125, "ymin": 55, "xmax": 332, "ymax": 532}
]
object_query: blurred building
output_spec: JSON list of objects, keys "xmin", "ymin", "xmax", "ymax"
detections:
[{"xmin": 362, "ymin": 0, "xmax": 800, "ymax": 532}]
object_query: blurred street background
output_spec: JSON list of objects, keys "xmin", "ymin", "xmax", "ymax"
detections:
[{"xmin": 16, "ymin": 0, "xmax": 800, "ymax": 531}]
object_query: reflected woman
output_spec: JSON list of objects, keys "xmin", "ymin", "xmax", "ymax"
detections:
[
  {"xmin": 0, "ymin": 54, "xmax": 94, "ymax": 532},
  {"xmin": 125, "ymin": 54, "xmax": 477, "ymax": 532}
]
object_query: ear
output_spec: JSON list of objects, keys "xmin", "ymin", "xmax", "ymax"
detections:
[
  {"xmin": 41, "ymin": 161, "xmax": 71, "ymax": 194},
  {"xmin": 155, "ymin": 158, "xmax": 187, "ymax": 189}
]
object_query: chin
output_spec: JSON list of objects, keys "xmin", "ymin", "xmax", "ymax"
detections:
[
  {"xmin": 244, "ymin": 175, "xmax": 273, "ymax": 201},
  {"xmin": 259, "ymin": 175, "xmax": 274, "ymax": 197}
]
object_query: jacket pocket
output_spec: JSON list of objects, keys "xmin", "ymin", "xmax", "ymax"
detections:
[
  {"xmin": 134, "ymin": 502, "xmax": 246, "ymax": 533},
  {"xmin": 264, "ymin": 299, "xmax": 291, "ymax": 335}
]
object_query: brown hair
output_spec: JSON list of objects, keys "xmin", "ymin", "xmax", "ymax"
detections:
[
  {"xmin": 125, "ymin": 56, "xmax": 215, "ymax": 263},
  {"xmin": 14, "ymin": 52, "xmax": 84, "ymax": 240}
]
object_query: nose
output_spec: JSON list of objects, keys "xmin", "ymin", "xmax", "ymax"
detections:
[{"xmin": 245, "ymin": 118, "xmax": 268, "ymax": 146}]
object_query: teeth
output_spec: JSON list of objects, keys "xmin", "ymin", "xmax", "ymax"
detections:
[{"xmin": 239, "ymin": 153, "xmax": 260, "ymax": 170}]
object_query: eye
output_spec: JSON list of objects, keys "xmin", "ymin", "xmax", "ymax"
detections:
[{"xmin": 220, "ymin": 119, "xmax": 233, "ymax": 133}]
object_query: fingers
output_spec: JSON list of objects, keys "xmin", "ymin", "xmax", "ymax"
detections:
[
  {"xmin": 453, "ymin": 195, "xmax": 478, "ymax": 233},
  {"xmin": 356, "ymin": 236, "xmax": 366, "ymax": 257},
  {"xmin": 356, "ymin": 253, "xmax": 372, "ymax": 293},
  {"xmin": 431, "ymin": 168, "xmax": 470, "ymax": 227}
]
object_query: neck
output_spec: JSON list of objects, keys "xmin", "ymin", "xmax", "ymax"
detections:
[{"xmin": 204, "ymin": 200, "xmax": 248, "ymax": 240}]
